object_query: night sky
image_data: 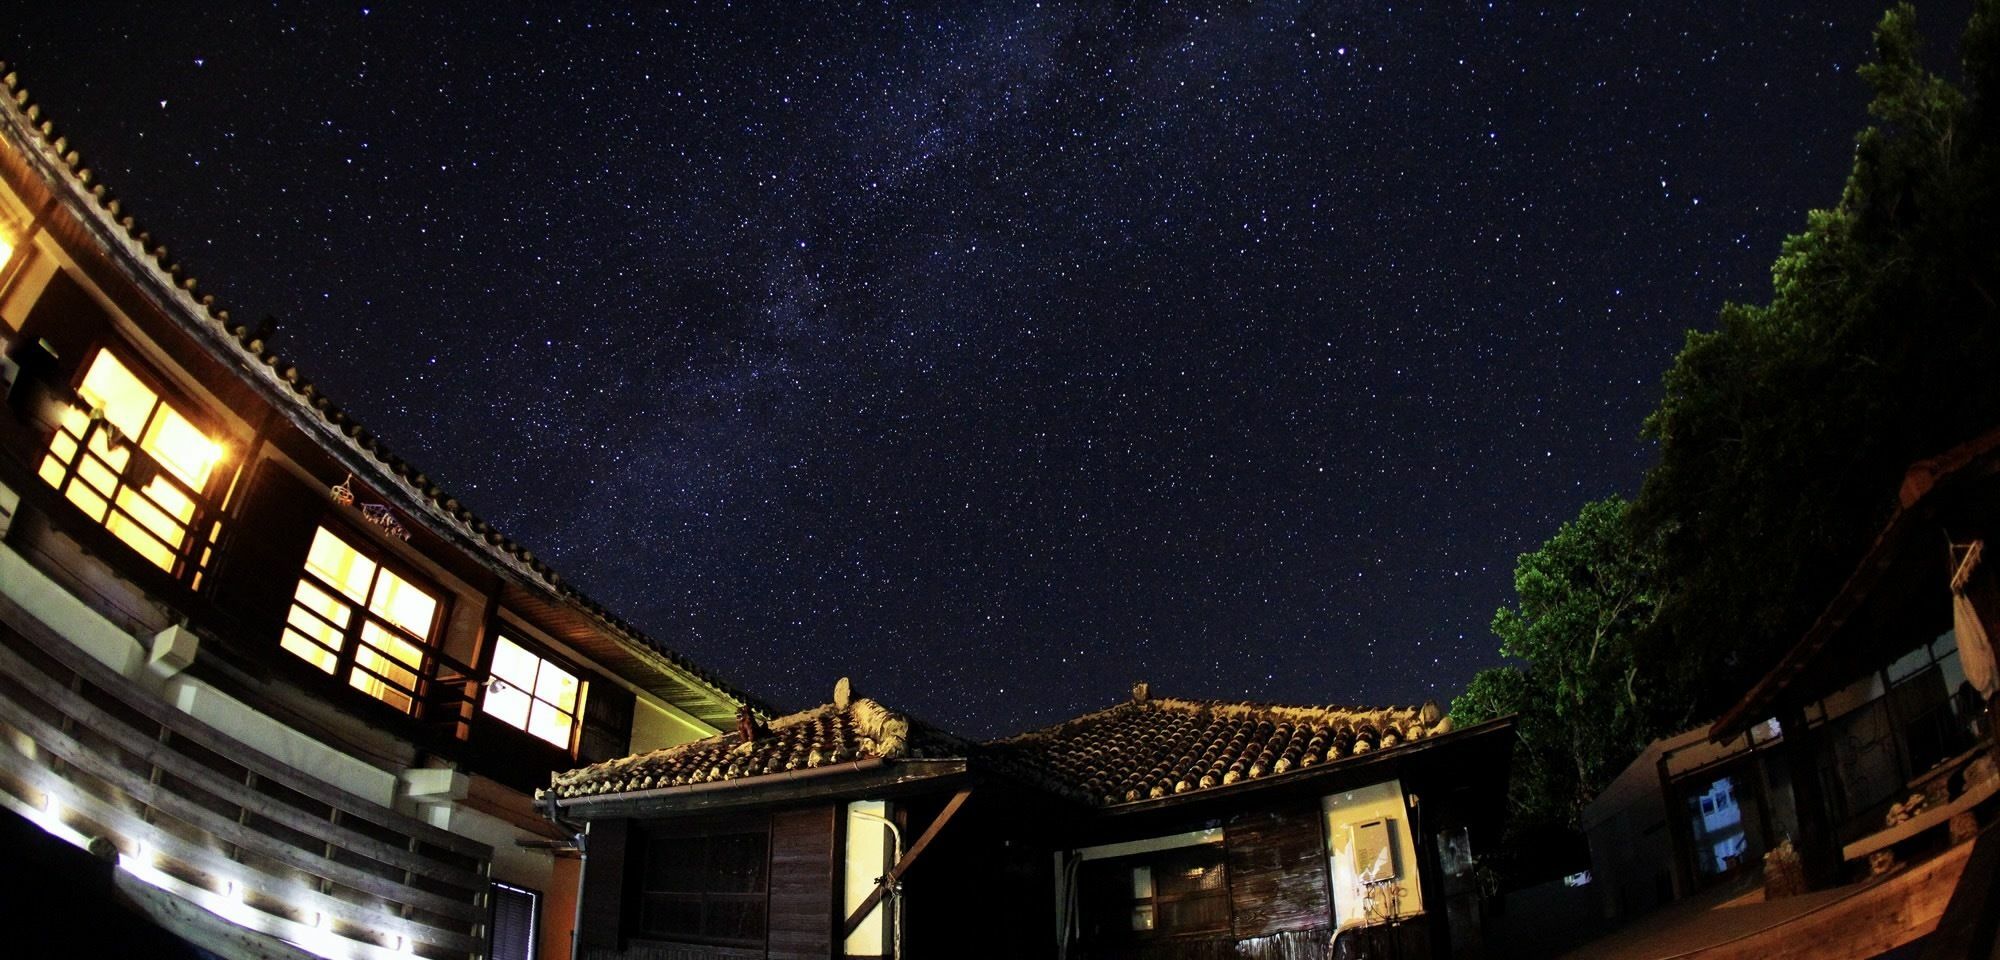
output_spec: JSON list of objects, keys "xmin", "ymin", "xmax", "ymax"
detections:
[{"xmin": 2, "ymin": 3, "xmax": 1970, "ymax": 737}]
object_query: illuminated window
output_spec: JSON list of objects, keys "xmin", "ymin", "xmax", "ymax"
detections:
[
  {"xmin": 483, "ymin": 635, "xmax": 584, "ymax": 749},
  {"xmin": 38, "ymin": 349, "xmax": 226, "ymax": 578},
  {"xmin": 282, "ymin": 526, "xmax": 442, "ymax": 714}
]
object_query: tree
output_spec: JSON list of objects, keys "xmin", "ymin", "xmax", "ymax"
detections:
[
  {"xmin": 1453, "ymin": 497, "xmax": 1664, "ymax": 832},
  {"xmin": 1635, "ymin": 1, "xmax": 2000, "ymax": 712}
]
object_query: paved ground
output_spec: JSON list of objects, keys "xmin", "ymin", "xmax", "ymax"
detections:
[{"xmin": 1554, "ymin": 878, "xmax": 1862, "ymax": 960}]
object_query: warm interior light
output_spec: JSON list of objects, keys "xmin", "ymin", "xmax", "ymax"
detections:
[
  {"xmin": 483, "ymin": 635, "xmax": 580, "ymax": 747},
  {"xmin": 39, "ymin": 350, "xmax": 226, "ymax": 573},
  {"xmin": 285, "ymin": 526, "xmax": 441, "ymax": 714},
  {"xmin": 0, "ymin": 233, "xmax": 15, "ymax": 269}
]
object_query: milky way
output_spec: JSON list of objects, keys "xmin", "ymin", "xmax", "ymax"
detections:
[{"xmin": 3, "ymin": 2, "xmax": 1968, "ymax": 736}]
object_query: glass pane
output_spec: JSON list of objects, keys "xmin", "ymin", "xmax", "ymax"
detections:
[
  {"xmin": 706, "ymin": 898, "xmax": 765, "ymax": 941},
  {"xmin": 349, "ymin": 669, "xmax": 415, "ymax": 713},
  {"xmin": 484, "ymin": 682, "xmax": 532, "ymax": 728},
  {"xmin": 369, "ymin": 567, "xmax": 438, "ymax": 637},
  {"xmin": 48, "ymin": 429, "xmax": 78, "ymax": 467},
  {"xmin": 650, "ymin": 838, "xmax": 706, "ymax": 892},
  {"xmin": 1157, "ymin": 847, "xmax": 1226, "ymax": 896},
  {"xmin": 138, "ymin": 474, "xmax": 197, "ymax": 522},
  {"xmin": 105, "ymin": 512, "xmax": 176, "ymax": 570},
  {"xmin": 287, "ymin": 602, "xmax": 346, "ymax": 646},
  {"xmin": 527, "ymin": 700, "xmax": 574, "ymax": 748},
  {"xmin": 37, "ymin": 452, "xmax": 69, "ymax": 488},
  {"xmin": 490, "ymin": 636, "xmax": 541, "ymax": 686},
  {"xmin": 306, "ymin": 527, "xmax": 376, "ymax": 604},
  {"xmin": 292, "ymin": 580, "xmax": 353, "ymax": 628},
  {"xmin": 141, "ymin": 406, "xmax": 222, "ymax": 488},
  {"xmin": 115, "ymin": 484, "xmax": 183, "ymax": 544},
  {"xmin": 361, "ymin": 621, "xmax": 425, "ymax": 670},
  {"xmin": 535, "ymin": 661, "xmax": 580, "ymax": 713},
  {"xmin": 77, "ymin": 454, "xmax": 121, "ymax": 498},
  {"xmin": 1158, "ymin": 893, "xmax": 1228, "ymax": 932},
  {"xmin": 77, "ymin": 351, "xmax": 159, "ymax": 439},
  {"xmin": 63, "ymin": 483, "xmax": 110, "ymax": 523},
  {"xmin": 1131, "ymin": 905, "xmax": 1155, "ymax": 931},
  {"xmin": 1131, "ymin": 865, "xmax": 1154, "ymax": 899},
  {"xmin": 708, "ymin": 833, "xmax": 768, "ymax": 893},
  {"xmin": 281, "ymin": 628, "xmax": 340, "ymax": 673},
  {"xmin": 640, "ymin": 894, "xmax": 701, "ymax": 937},
  {"xmin": 353, "ymin": 653, "xmax": 418, "ymax": 694}
]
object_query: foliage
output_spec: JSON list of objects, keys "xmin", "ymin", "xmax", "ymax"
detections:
[
  {"xmin": 1452, "ymin": 497, "xmax": 1664, "ymax": 831},
  {"xmin": 1634, "ymin": 1, "xmax": 2000, "ymax": 714}
]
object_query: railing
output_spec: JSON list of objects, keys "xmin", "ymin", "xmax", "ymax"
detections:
[
  {"xmin": 421, "ymin": 647, "xmax": 484, "ymax": 746},
  {"xmin": 0, "ymin": 589, "xmax": 494, "ymax": 960}
]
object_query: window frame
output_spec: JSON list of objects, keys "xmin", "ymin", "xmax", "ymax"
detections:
[
  {"xmin": 1080, "ymin": 841, "xmax": 1231, "ymax": 943},
  {"xmin": 37, "ymin": 342, "xmax": 231, "ymax": 585},
  {"xmin": 279, "ymin": 521, "xmax": 449, "ymax": 717},
  {"xmin": 635, "ymin": 824, "xmax": 772, "ymax": 948},
  {"xmin": 479, "ymin": 630, "xmax": 589, "ymax": 755}
]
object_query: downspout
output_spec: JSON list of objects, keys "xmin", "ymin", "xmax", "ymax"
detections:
[
  {"xmin": 542, "ymin": 792, "xmax": 588, "ymax": 960},
  {"xmin": 1057, "ymin": 852, "xmax": 1080, "ymax": 960},
  {"xmin": 850, "ymin": 807, "xmax": 905, "ymax": 960}
]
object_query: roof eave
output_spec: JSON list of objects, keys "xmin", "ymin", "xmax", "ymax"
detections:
[
  {"xmin": 1095, "ymin": 714, "xmax": 1518, "ymax": 817},
  {"xmin": 551, "ymin": 757, "xmax": 969, "ymax": 819}
]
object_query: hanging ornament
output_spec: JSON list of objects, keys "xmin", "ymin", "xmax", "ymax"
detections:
[{"xmin": 361, "ymin": 502, "xmax": 412, "ymax": 541}]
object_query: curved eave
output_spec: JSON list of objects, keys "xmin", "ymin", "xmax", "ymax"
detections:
[{"xmin": 0, "ymin": 63, "xmax": 765, "ymax": 719}]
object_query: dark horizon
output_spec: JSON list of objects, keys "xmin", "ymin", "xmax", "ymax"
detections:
[{"xmin": 2, "ymin": 1, "xmax": 1971, "ymax": 738}]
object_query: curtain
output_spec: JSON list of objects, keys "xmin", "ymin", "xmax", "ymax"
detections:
[{"xmin": 1951, "ymin": 541, "xmax": 1998, "ymax": 699}]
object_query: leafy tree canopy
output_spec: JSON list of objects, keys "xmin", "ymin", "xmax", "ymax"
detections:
[
  {"xmin": 1458, "ymin": 1, "xmax": 2000, "ymax": 834},
  {"xmin": 1453, "ymin": 497, "xmax": 1662, "ymax": 832},
  {"xmin": 1636, "ymin": 0, "xmax": 2000, "ymax": 710}
]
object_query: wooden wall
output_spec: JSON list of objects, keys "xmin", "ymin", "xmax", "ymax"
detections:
[
  {"xmin": 578, "ymin": 805, "xmax": 841, "ymax": 960},
  {"xmin": 1078, "ymin": 799, "xmax": 1339, "ymax": 960},
  {"xmin": 769, "ymin": 806, "xmax": 837, "ymax": 960},
  {"xmin": 1226, "ymin": 800, "xmax": 1333, "ymax": 940}
]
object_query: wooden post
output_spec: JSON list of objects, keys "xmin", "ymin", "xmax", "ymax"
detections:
[
  {"xmin": 1774, "ymin": 702, "xmax": 1839, "ymax": 890},
  {"xmin": 840, "ymin": 788, "xmax": 972, "ymax": 939}
]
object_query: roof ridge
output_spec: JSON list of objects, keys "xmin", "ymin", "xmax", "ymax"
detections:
[
  {"xmin": 0, "ymin": 61, "xmax": 768, "ymax": 716},
  {"xmin": 989, "ymin": 692, "xmax": 1427, "ymax": 746}
]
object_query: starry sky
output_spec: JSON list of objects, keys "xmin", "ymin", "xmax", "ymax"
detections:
[{"xmin": 2, "ymin": 2, "xmax": 1973, "ymax": 738}]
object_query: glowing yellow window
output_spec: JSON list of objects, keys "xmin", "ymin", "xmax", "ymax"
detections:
[
  {"xmin": 38, "ymin": 350, "xmax": 226, "ymax": 576},
  {"xmin": 282, "ymin": 526, "xmax": 442, "ymax": 715},
  {"xmin": 483, "ymin": 635, "xmax": 583, "ymax": 749}
]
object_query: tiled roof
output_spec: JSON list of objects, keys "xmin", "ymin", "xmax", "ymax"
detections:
[
  {"xmin": 547, "ymin": 696, "xmax": 968, "ymax": 799},
  {"xmin": 551, "ymin": 685, "xmax": 1461, "ymax": 806},
  {"xmin": 0, "ymin": 64, "xmax": 763, "ymax": 716},
  {"xmin": 992, "ymin": 690, "xmax": 1452, "ymax": 806}
]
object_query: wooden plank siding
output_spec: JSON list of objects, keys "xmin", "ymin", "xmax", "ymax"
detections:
[
  {"xmin": 768, "ymin": 805, "xmax": 838, "ymax": 960},
  {"xmin": 0, "ymin": 593, "xmax": 492, "ymax": 958},
  {"xmin": 1225, "ymin": 801, "xmax": 1333, "ymax": 939},
  {"xmin": 577, "ymin": 817, "xmax": 630, "ymax": 952}
]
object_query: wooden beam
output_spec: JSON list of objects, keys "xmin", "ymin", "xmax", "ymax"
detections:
[
  {"xmin": 841, "ymin": 787, "xmax": 973, "ymax": 939},
  {"xmin": 113, "ymin": 871, "xmax": 323, "ymax": 960}
]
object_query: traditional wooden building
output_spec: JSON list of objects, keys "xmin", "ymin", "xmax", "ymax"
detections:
[
  {"xmin": 543, "ymin": 682, "xmax": 1515, "ymax": 960},
  {"xmin": 1580, "ymin": 430, "xmax": 2000, "ymax": 955},
  {"xmin": 1707, "ymin": 428, "xmax": 1999, "ymax": 892},
  {"xmin": 0, "ymin": 63, "xmax": 766, "ymax": 960}
]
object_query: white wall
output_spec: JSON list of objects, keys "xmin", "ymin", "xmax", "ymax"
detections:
[
  {"xmin": 844, "ymin": 800, "xmax": 892, "ymax": 958},
  {"xmin": 1324, "ymin": 779, "xmax": 1424, "ymax": 929},
  {"xmin": 629, "ymin": 694, "xmax": 714, "ymax": 755},
  {"xmin": 0, "ymin": 537, "xmax": 399, "ymax": 804}
]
